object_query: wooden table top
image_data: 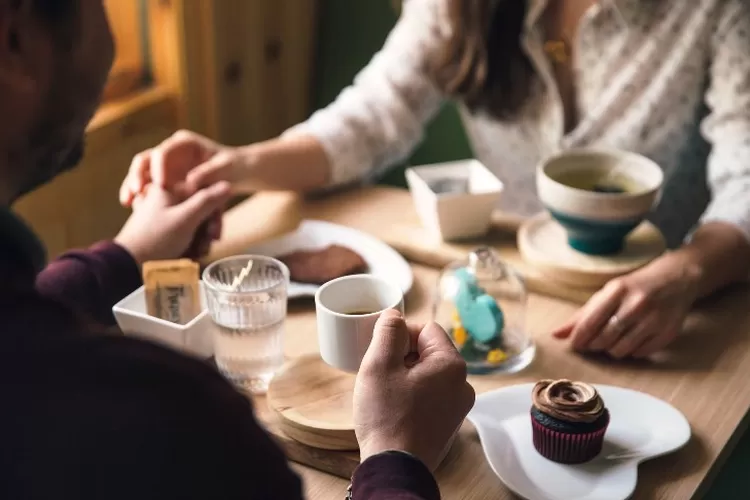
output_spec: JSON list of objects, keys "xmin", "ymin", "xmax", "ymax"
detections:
[{"xmin": 213, "ymin": 187, "xmax": 750, "ymax": 500}]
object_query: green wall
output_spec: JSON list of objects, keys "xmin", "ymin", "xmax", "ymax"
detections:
[{"xmin": 312, "ymin": 0, "xmax": 472, "ymax": 187}]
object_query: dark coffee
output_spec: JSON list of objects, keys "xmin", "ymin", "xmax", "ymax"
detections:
[{"xmin": 342, "ymin": 309, "xmax": 377, "ymax": 315}]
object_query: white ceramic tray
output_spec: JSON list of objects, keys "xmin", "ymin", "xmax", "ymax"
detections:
[
  {"xmin": 246, "ymin": 220, "xmax": 413, "ymax": 299},
  {"xmin": 467, "ymin": 383, "xmax": 691, "ymax": 500},
  {"xmin": 113, "ymin": 283, "xmax": 214, "ymax": 358}
]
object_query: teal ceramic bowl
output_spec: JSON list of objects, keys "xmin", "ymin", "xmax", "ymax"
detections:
[{"xmin": 537, "ymin": 150, "xmax": 664, "ymax": 256}]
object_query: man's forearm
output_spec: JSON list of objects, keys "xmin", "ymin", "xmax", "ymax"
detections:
[
  {"xmin": 35, "ymin": 241, "xmax": 142, "ymax": 325},
  {"xmin": 233, "ymin": 135, "xmax": 332, "ymax": 194},
  {"xmin": 673, "ymin": 221, "xmax": 750, "ymax": 300},
  {"xmin": 351, "ymin": 452, "xmax": 440, "ymax": 500}
]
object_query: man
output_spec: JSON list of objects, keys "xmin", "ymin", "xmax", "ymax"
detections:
[{"xmin": 0, "ymin": 2, "xmax": 475, "ymax": 499}]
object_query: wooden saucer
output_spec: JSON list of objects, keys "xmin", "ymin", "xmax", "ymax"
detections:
[
  {"xmin": 518, "ymin": 213, "xmax": 666, "ymax": 289},
  {"xmin": 267, "ymin": 355, "xmax": 358, "ymax": 451}
]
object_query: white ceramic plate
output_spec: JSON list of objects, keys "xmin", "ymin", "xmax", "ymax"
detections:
[
  {"xmin": 245, "ymin": 220, "xmax": 413, "ymax": 299},
  {"xmin": 467, "ymin": 384, "xmax": 691, "ymax": 500}
]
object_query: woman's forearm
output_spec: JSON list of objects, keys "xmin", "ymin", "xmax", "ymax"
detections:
[
  {"xmin": 233, "ymin": 134, "xmax": 333, "ymax": 193},
  {"xmin": 672, "ymin": 221, "xmax": 750, "ymax": 300}
]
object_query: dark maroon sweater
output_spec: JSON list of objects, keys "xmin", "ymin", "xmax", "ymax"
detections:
[{"xmin": 0, "ymin": 208, "xmax": 439, "ymax": 500}]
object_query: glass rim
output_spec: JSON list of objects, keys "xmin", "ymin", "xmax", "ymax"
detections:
[{"xmin": 202, "ymin": 254, "xmax": 290, "ymax": 295}]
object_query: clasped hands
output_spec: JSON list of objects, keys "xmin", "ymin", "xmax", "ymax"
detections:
[{"xmin": 115, "ymin": 131, "xmax": 236, "ymax": 264}]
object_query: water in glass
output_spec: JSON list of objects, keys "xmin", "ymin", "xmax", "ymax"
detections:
[{"xmin": 203, "ymin": 255, "xmax": 289, "ymax": 394}]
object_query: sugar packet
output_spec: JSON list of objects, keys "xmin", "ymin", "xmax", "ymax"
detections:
[{"xmin": 142, "ymin": 259, "xmax": 201, "ymax": 325}]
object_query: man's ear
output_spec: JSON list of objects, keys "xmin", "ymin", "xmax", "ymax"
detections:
[{"xmin": 0, "ymin": 0, "xmax": 42, "ymax": 93}]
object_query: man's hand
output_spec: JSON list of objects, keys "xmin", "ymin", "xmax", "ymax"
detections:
[
  {"xmin": 354, "ymin": 310, "xmax": 475, "ymax": 472},
  {"xmin": 552, "ymin": 252, "xmax": 703, "ymax": 359},
  {"xmin": 115, "ymin": 182, "xmax": 231, "ymax": 265}
]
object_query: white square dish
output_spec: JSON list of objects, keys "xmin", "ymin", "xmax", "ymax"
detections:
[
  {"xmin": 112, "ymin": 282, "xmax": 214, "ymax": 359},
  {"xmin": 405, "ymin": 159, "xmax": 504, "ymax": 241}
]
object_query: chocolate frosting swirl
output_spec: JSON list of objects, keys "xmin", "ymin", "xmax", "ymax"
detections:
[{"xmin": 532, "ymin": 379, "xmax": 605, "ymax": 423}]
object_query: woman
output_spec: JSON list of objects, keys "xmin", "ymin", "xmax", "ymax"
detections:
[{"xmin": 121, "ymin": 0, "xmax": 750, "ymax": 360}]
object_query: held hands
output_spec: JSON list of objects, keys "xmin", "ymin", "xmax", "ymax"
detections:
[
  {"xmin": 354, "ymin": 309, "xmax": 475, "ymax": 471},
  {"xmin": 553, "ymin": 252, "xmax": 703, "ymax": 359},
  {"xmin": 119, "ymin": 130, "xmax": 245, "ymax": 208},
  {"xmin": 115, "ymin": 182, "xmax": 232, "ymax": 265}
]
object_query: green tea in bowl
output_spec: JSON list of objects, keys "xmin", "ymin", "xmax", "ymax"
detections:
[
  {"xmin": 553, "ymin": 169, "xmax": 647, "ymax": 195},
  {"xmin": 536, "ymin": 149, "xmax": 664, "ymax": 256}
]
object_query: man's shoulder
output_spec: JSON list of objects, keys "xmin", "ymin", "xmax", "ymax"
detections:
[
  {"xmin": 1, "ymin": 288, "xmax": 244, "ymax": 411},
  {"xmin": 3, "ymin": 331, "xmax": 259, "ymax": 458},
  {"xmin": 0, "ymin": 332, "xmax": 303, "ymax": 500},
  {"xmin": 5, "ymin": 332, "xmax": 243, "ymax": 408}
]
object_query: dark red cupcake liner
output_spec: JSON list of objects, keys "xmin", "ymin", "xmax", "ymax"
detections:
[{"xmin": 530, "ymin": 412, "xmax": 610, "ymax": 464}]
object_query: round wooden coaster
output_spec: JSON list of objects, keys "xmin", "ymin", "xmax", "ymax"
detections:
[
  {"xmin": 517, "ymin": 213, "xmax": 666, "ymax": 289},
  {"xmin": 267, "ymin": 355, "xmax": 358, "ymax": 451}
]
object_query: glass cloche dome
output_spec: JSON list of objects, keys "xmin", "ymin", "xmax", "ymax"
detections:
[{"xmin": 432, "ymin": 247, "xmax": 535, "ymax": 374}]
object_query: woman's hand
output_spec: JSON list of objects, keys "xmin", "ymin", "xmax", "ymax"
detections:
[
  {"xmin": 553, "ymin": 252, "xmax": 704, "ymax": 359},
  {"xmin": 121, "ymin": 130, "xmax": 333, "ymax": 204},
  {"xmin": 119, "ymin": 130, "xmax": 247, "ymax": 208}
]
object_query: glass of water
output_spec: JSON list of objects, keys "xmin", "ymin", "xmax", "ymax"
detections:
[{"xmin": 202, "ymin": 255, "xmax": 289, "ymax": 395}]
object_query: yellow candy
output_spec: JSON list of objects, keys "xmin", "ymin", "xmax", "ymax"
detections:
[
  {"xmin": 451, "ymin": 310, "xmax": 461, "ymax": 328},
  {"xmin": 487, "ymin": 349, "xmax": 507, "ymax": 364},
  {"xmin": 453, "ymin": 326, "xmax": 468, "ymax": 347}
]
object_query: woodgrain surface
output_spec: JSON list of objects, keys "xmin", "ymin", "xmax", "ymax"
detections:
[
  {"xmin": 201, "ymin": 191, "xmax": 302, "ymax": 265},
  {"xmin": 103, "ymin": 0, "xmax": 145, "ymax": 101},
  {"xmin": 267, "ymin": 355, "xmax": 358, "ymax": 451},
  {"xmin": 196, "ymin": 0, "xmax": 318, "ymax": 145},
  {"xmin": 216, "ymin": 187, "xmax": 750, "ymax": 499}
]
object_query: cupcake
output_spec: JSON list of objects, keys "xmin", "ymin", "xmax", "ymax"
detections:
[{"xmin": 530, "ymin": 379, "xmax": 609, "ymax": 464}]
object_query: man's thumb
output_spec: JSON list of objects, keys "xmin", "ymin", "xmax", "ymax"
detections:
[
  {"xmin": 362, "ymin": 309, "xmax": 411, "ymax": 370},
  {"xmin": 174, "ymin": 181, "xmax": 232, "ymax": 225}
]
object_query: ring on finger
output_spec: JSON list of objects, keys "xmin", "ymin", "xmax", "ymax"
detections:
[
  {"xmin": 590, "ymin": 314, "xmax": 629, "ymax": 350},
  {"xmin": 608, "ymin": 315, "xmax": 625, "ymax": 334}
]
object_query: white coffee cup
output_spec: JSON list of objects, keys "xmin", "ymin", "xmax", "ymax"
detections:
[{"xmin": 315, "ymin": 274, "xmax": 405, "ymax": 372}]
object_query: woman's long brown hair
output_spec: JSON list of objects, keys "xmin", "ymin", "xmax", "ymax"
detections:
[{"xmin": 431, "ymin": 0, "xmax": 534, "ymax": 119}]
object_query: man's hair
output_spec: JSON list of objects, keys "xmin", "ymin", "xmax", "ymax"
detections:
[
  {"xmin": 33, "ymin": 0, "xmax": 77, "ymax": 23},
  {"xmin": 30, "ymin": 0, "xmax": 78, "ymax": 46}
]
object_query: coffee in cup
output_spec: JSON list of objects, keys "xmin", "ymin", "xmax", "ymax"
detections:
[{"xmin": 315, "ymin": 274, "xmax": 405, "ymax": 372}]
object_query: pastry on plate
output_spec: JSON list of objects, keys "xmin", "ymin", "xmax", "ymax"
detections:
[
  {"xmin": 278, "ymin": 245, "xmax": 368, "ymax": 285},
  {"xmin": 530, "ymin": 379, "xmax": 610, "ymax": 464}
]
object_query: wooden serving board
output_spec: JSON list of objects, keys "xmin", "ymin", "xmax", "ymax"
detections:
[
  {"xmin": 255, "ymin": 397, "xmax": 472, "ymax": 481},
  {"xmin": 518, "ymin": 214, "xmax": 666, "ymax": 288},
  {"xmin": 254, "ymin": 396, "xmax": 360, "ymax": 479},
  {"xmin": 211, "ymin": 187, "xmax": 601, "ymax": 304},
  {"xmin": 267, "ymin": 356, "xmax": 358, "ymax": 452},
  {"xmin": 203, "ymin": 191, "xmax": 304, "ymax": 265}
]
